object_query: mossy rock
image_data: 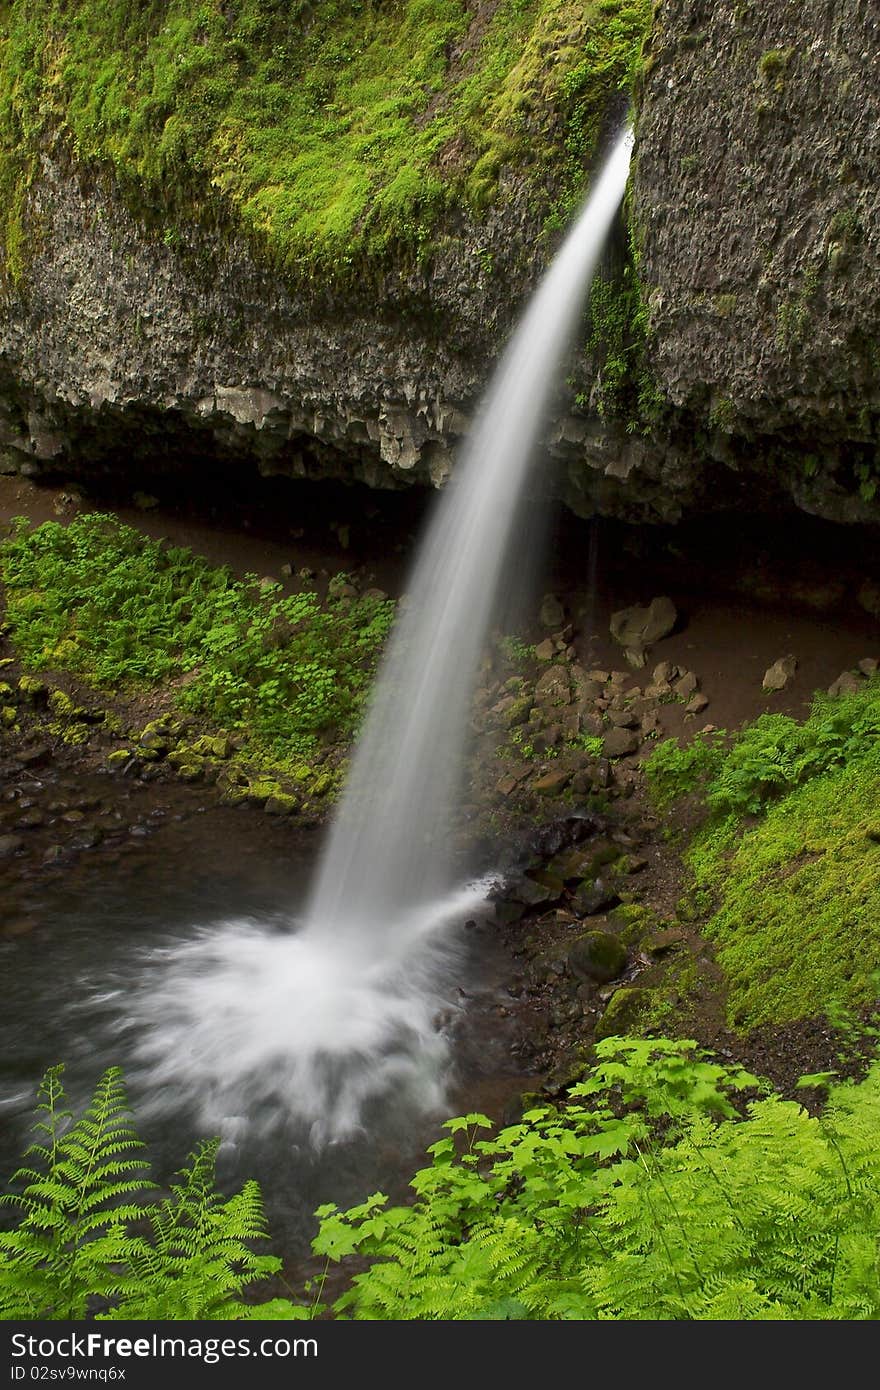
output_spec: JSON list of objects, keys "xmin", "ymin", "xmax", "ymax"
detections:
[
  {"xmin": 168, "ymin": 746, "xmax": 203, "ymax": 768},
  {"xmin": 106, "ymin": 749, "xmax": 132, "ymax": 767},
  {"xmin": 190, "ymin": 734, "xmax": 232, "ymax": 759},
  {"xmin": 595, "ymin": 986, "xmax": 651, "ymax": 1041},
  {"xmin": 59, "ymin": 724, "xmax": 89, "ymax": 746},
  {"xmin": 567, "ymin": 931, "xmax": 627, "ymax": 984},
  {"xmin": 503, "ymin": 695, "xmax": 533, "ymax": 730},
  {"xmin": 264, "ymin": 793, "xmax": 299, "ymax": 816},
  {"xmin": 138, "ymin": 731, "xmax": 169, "ymax": 754},
  {"xmin": 176, "ymin": 764, "xmax": 203, "ymax": 783},
  {"xmin": 606, "ymin": 903, "xmax": 653, "ymax": 947},
  {"xmin": 2, "ymin": 705, "xmax": 17, "ymax": 727},
  {"xmin": 17, "ymin": 676, "xmax": 47, "ymax": 703},
  {"xmin": 47, "ymin": 689, "xmax": 75, "ymax": 717},
  {"xmin": 311, "ymin": 772, "xmax": 334, "ymax": 797},
  {"xmin": 0, "ymin": 682, "xmax": 13, "ymax": 699},
  {"xmin": 220, "ymin": 786, "xmax": 249, "ymax": 806},
  {"xmin": 216, "ymin": 766, "xmax": 248, "ymax": 790},
  {"xmin": 246, "ymin": 780, "xmax": 281, "ymax": 804}
]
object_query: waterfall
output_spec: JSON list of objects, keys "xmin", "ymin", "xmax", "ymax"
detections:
[
  {"xmin": 124, "ymin": 127, "xmax": 634, "ymax": 1144},
  {"xmin": 306, "ymin": 125, "xmax": 634, "ymax": 944}
]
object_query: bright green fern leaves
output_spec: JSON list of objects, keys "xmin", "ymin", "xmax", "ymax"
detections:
[{"xmin": 0, "ymin": 1066, "xmax": 305, "ymax": 1321}]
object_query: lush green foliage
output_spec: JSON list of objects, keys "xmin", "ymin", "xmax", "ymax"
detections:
[
  {"xmin": 693, "ymin": 740, "xmax": 880, "ymax": 1027},
  {"xmin": 705, "ymin": 682, "xmax": 880, "ymax": 819},
  {"xmin": 649, "ymin": 677, "xmax": 880, "ymax": 823},
  {"xmin": 647, "ymin": 680, "xmax": 880, "ymax": 1027},
  {"xmin": 0, "ymin": 1066, "xmax": 303, "ymax": 1320},
  {"xmin": 313, "ymin": 1037, "xmax": 880, "ymax": 1319},
  {"xmin": 0, "ymin": 0, "xmax": 652, "ymax": 283},
  {"xmin": 0, "ymin": 513, "xmax": 395, "ymax": 763},
  {"xmin": 6, "ymin": 1044, "xmax": 880, "ymax": 1321},
  {"xmin": 644, "ymin": 729, "xmax": 727, "ymax": 809}
]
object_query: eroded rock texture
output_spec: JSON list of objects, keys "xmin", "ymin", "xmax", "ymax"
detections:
[{"xmin": 0, "ymin": 0, "xmax": 877, "ymax": 526}]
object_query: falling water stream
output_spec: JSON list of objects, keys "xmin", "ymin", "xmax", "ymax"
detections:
[
  {"xmin": 1, "ymin": 130, "xmax": 634, "ymax": 1206},
  {"xmin": 123, "ymin": 126, "xmax": 635, "ymax": 1147}
]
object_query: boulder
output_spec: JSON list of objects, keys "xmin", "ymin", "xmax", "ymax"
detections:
[
  {"xmin": 571, "ymin": 877, "xmax": 621, "ymax": 917},
  {"xmin": 652, "ymin": 662, "xmax": 679, "ymax": 683},
  {"xmin": 610, "ymin": 596, "xmax": 677, "ymax": 655},
  {"xmin": 0, "ymin": 834, "xmax": 24, "ymax": 857},
  {"xmin": 532, "ymin": 769, "xmax": 572, "ymax": 796},
  {"xmin": 534, "ymin": 638, "xmax": 556, "ymax": 662},
  {"xmin": 673, "ymin": 671, "xmax": 698, "ymax": 699},
  {"xmin": 603, "ymin": 727, "xmax": 640, "ymax": 758},
  {"xmin": 539, "ymin": 594, "xmax": 566, "ymax": 629},
  {"xmin": 595, "ymin": 986, "xmax": 649, "ymax": 1040},
  {"xmin": 828, "ymin": 670, "xmax": 863, "ymax": 697},
  {"xmin": 567, "ymin": 930, "xmax": 627, "ymax": 984},
  {"xmin": 607, "ymin": 707, "xmax": 638, "ymax": 729},
  {"xmin": 534, "ymin": 665, "xmax": 571, "ymax": 706},
  {"xmin": 502, "ymin": 694, "xmax": 533, "ymax": 729},
  {"xmin": 762, "ymin": 655, "xmax": 797, "ymax": 692},
  {"xmin": 686, "ymin": 694, "xmax": 710, "ymax": 715}
]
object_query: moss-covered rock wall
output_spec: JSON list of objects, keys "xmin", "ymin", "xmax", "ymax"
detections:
[{"xmin": 0, "ymin": 0, "xmax": 877, "ymax": 526}]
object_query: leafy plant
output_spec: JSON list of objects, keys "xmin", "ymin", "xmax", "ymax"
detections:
[
  {"xmin": 0, "ymin": 513, "xmax": 395, "ymax": 766},
  {"xmin": 644, "ymin": 730, "xmax": 727, "ymax": 808},
  {"xmin": 0, "ymin": 1066, "xmax": 305, "ymax": 1321},
  {"xmin": 312, "ymin": 1037, "xmax": 880, "ymax": 1320}
]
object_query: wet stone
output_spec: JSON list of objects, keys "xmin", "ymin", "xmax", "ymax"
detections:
[
  {"xmin": 532, "ymin": 769, "xmax": 572, "ymax": 796},
  {"xmin": 603, "ymin": 727, "xmax": 640, "ymax": 758},
  {"xmin": 571, "ymin": 878, "xmax": 621, "ymax": 917},
  {"xmin": 16, "ymin": 811, "xmax": 45, "ymax": 830},
  {"xmin": 14, "ymin": 745, "xmax": 52, "ymax": 768},
  {"xmin": 673, "ymin": 671, "xmax": 699, "ymax": 699},
  {"xmin": 762, "ymin": 655, "xmax": 797, "ymax": 692},
  {"xmin": 567, "ymin": 931, "xmax": 627, "ymax": 984},
  {"xmin": 70, "ymin": 827, "xmax": 103, "ymax": 851},
  {"xmin": 0, "ymin": 834, "xmax": 25, "ymax": 857}
]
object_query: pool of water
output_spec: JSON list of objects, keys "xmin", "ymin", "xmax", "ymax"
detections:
[{"xmin": 0, "ymin": 788, "xmax": 523, "ymax": 1261}]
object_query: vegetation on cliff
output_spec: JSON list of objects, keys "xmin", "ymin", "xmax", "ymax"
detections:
[{"xmin": 0, "ymin": 0, "xmax": 651, "ymax": 285}]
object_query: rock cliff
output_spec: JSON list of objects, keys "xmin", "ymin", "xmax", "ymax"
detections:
[{"xmin": 0, "ymin": 0, "xmax": 877, "ymax": 526}]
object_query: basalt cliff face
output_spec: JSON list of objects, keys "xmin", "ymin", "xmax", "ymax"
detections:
[{"xmin": 0, "ymin": 0, "xmax": 877, "ymax": 526}]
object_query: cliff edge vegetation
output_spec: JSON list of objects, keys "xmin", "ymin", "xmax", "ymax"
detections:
[{"xmin": 0, "ymin": 0, "xmax": 650, "ymax": 285}]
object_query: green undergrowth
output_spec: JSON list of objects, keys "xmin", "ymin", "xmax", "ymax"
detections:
[
  {"xmin": 6, "ymin": 1040, "xmax": 880, "ymax": 1320},
  {"xmin": 646, "ymin": 680, "xmax": 880, "ymax": 1029},
  {"xmin": 0, "ymin": 513, "xmax": 394, "ymax": 786},
  {"xmin": 0, "ymin": 0, "xmax": 652, "ymax": 286},
  {"xmin": 0, "ymin": 1066, "xmax": 304, "ymax": 1320}
]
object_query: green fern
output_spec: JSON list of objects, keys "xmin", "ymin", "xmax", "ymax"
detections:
[
  {"xmin": 312, "ymin": 1039, "xmax": 880, "ymax": 1320},
  {"xmin": 0, "ymin": 1067, "xmax": 308, "ymax": 1321},
  {"xmin": 0, "ymin": 1066, "xmax": 150, "ymax": 1319}
]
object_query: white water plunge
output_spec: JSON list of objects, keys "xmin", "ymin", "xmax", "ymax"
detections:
[{"xmin": 128, "ymin": 128, "xmax": 634, "ymax": 1144}]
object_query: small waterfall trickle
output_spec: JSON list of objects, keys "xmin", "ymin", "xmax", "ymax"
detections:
[{"xmin": 125, "ymin": 127, "xmax": 635, "ymax": 1143}]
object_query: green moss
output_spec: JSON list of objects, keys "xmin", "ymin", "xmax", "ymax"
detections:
[
  {"xmin": 0, "ymin": 0, "xmax": 651, "ymax": 285},
  {"xmin": 758, "ymin": 47, "xmax": 795, "ymax": 81},
  {"xmin": 578, "ymin": 207, "xmax": 664, "ymax": 431},
  {"xmin": 692, "ymin": 745, "xmax": 880, "ymax": 1029}
]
